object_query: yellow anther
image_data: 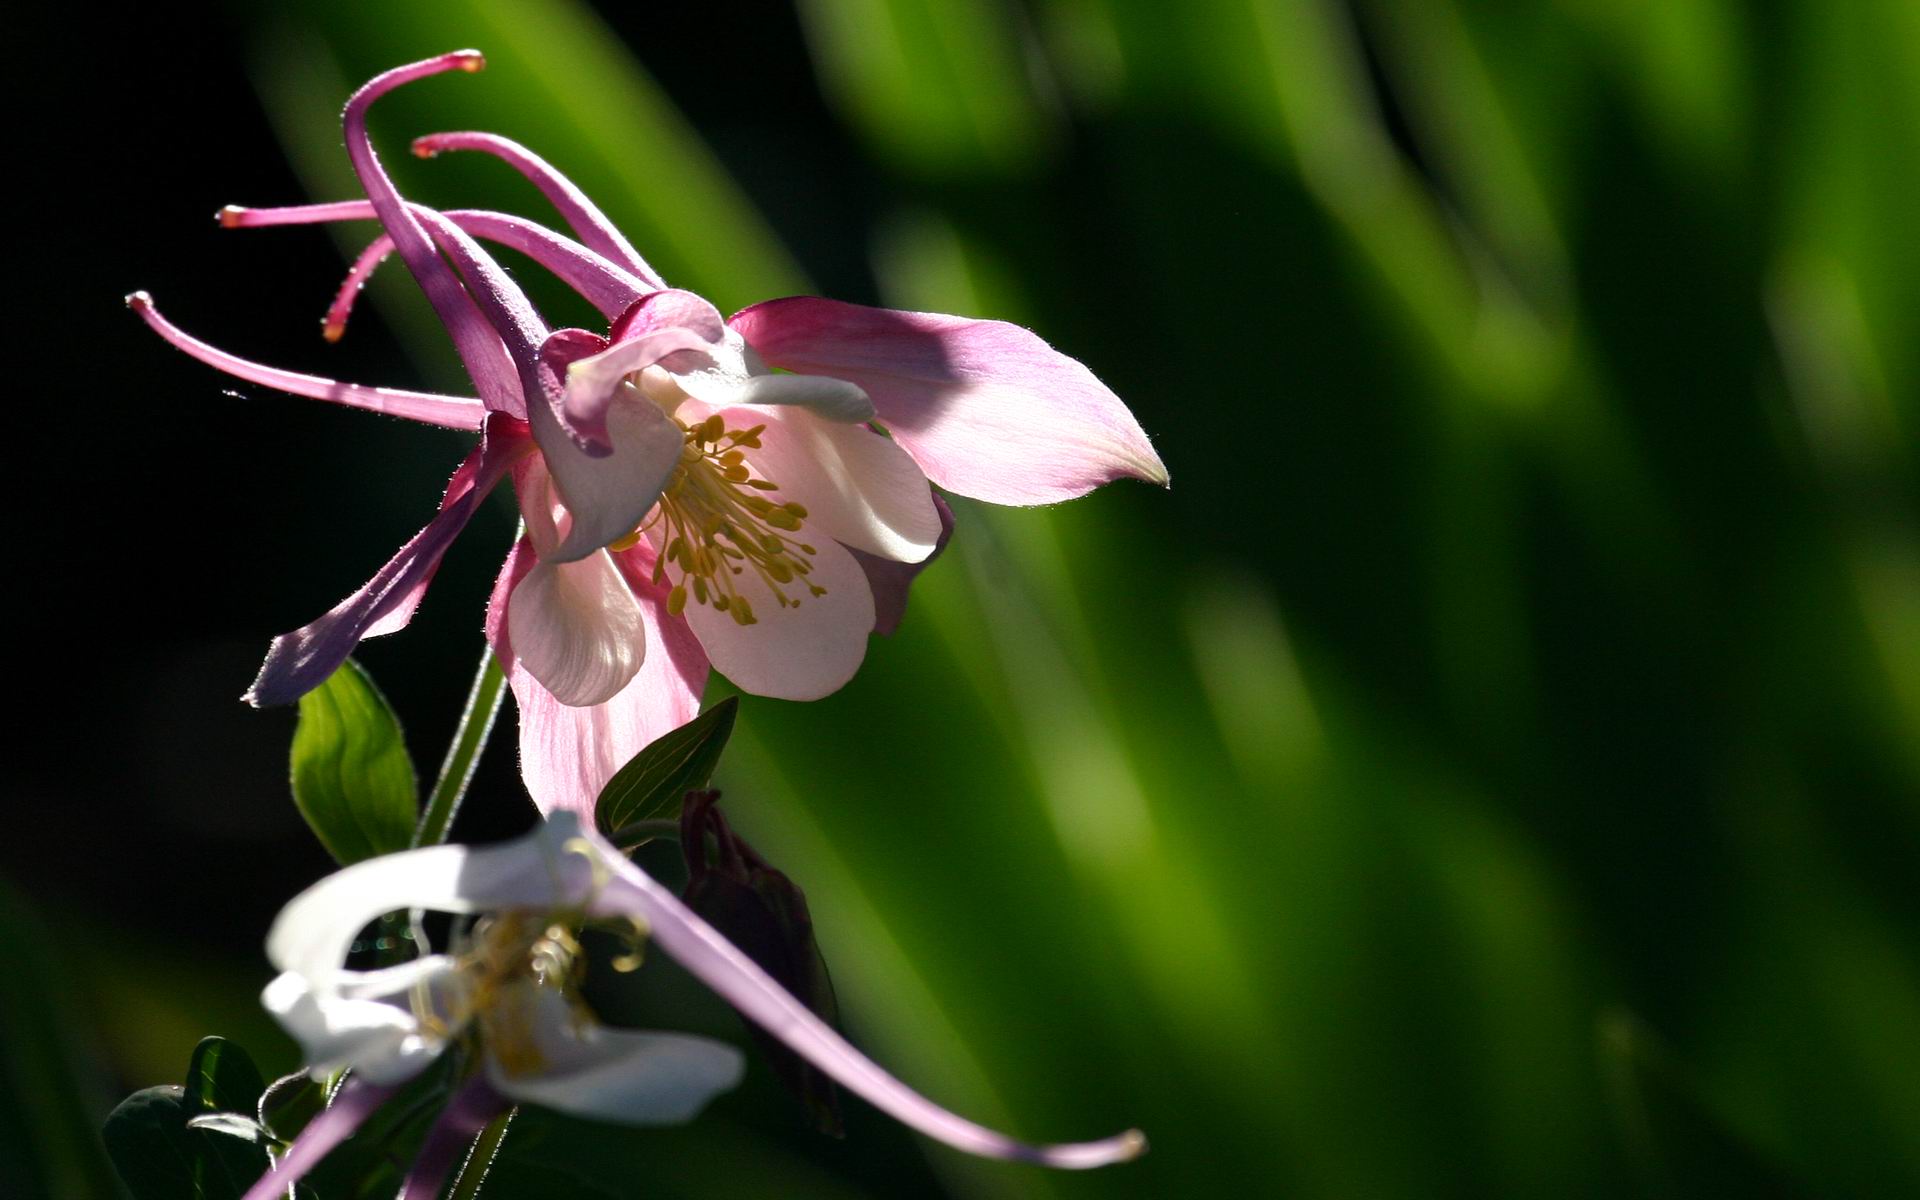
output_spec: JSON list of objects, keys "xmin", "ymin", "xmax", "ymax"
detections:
[
  {"xmin": 630, "ymin": 413, "xmax": 827, "ymax": 623},
  {"xmin": 608, "ymin": 527, "xmax": 643, "ymax": 552}
]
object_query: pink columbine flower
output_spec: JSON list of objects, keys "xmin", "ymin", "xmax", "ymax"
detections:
[
  {"xmin": 130, "ymin": 51, "xmax": 1166, "ymax": 814},
  {"xmin": 243, "ymin": 814, "xmax": 1143, "ymax": 1200}
]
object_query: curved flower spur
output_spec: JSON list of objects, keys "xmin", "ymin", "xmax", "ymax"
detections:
[
  {"xmin": 129, "ymin": 51, "xmax": 1167, "ymax": 813},
  {"xmin": 243, "ymin": 814, "xmax": 1145, "ymax": 1200}
]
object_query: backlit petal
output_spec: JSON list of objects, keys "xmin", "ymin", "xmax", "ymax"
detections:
[{"xmin": 732, "ymin": 297, "xmax": 1166, "ymax": 504}]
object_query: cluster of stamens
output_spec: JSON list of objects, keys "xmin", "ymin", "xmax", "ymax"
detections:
[
  {"xmin": 411, "ymin": 906, "xmax": 648, "ymax": 1078},
  {"xmin": 616, "ymin": 415, "xmax": 824, "ymax": 625}
]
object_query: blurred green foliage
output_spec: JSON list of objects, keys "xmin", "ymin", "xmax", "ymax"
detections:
[{"xmin": 39, "ymin": 0, "xmax": 1920, "ymax": 1196}]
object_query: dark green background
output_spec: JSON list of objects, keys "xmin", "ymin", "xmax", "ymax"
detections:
[{"xmin": 17, "ymin": 0, "xmax": 1920, "ymax": 1195}]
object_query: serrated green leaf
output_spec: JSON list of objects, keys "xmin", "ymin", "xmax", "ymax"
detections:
[
  {"xmin": 291, "ymin": 658, "xmax": 420, "ymax": 865},
  {"xmin": 594, "ymin": 697, "xmax": 739, "ymax": 837},
  {"xmin": 184, "ymin": 1037, "xmax": 265, "ymax": 1119}
]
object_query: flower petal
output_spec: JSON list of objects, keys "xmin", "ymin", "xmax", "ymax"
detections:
[
  {"xmin": 245, "ymin": 417, "xmax": 531, "ymax": 707},
  {"xmin": 239, "ymin": 1078, "xmax": 396, "ymax": 1200},
  {"xmin": 850, "ymin": 492, "xmax": 955, "ymax": 635},
  {"xmin": 341, "ymin": 52, "xmax": 525, "ymax": 416},
  {"xmin": 265, "ymin": 820, "xmax": 606, "ymax": 982},
  {"xmin": 506, "ymin": 551, "xmax": 647, "ymax": 707},
  {"xmin": 262, "ymin": 965, "xmax": 452, "ymax": 1085},
  {"xmin": 675, "ymin": 531, "xmax": 875, "ymax": 701},
  {"xmin": 413, "ymin": 130, "xmax": 665, "ymax": 288},
  {"xmin": 552, "ymin": 313, "xmax": 716, "ymax": 450},
  {"xmin": 732, "ymin": 406, "xmax": 941, "ymax": 562},
  {"xmin": 488, "ymin": 537, "xmax": 709, "ymax": 816},
  {"xmin": 125, "ymin": 292, "xmax": 484, "ymax": 431},
  {"xmin": 219, "ymin": 201, "xmax": 648, "ymax": 331},
  {"xmin": 485, "ymin": 984, "xmax": 743, "ymax": 1124},
  {"xmin": 530, "ymin": 330, "xmax": 688, "ymax": 563},
  {"xmin": 731, "ymin": 297, "xmax": 1167, "ymax": 504}
]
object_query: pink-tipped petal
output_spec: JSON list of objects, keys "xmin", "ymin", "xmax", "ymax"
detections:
[
  {"xmin": 246, "ymin": 417, "xmax": 532, "ymax": 707},
  {"xmin": 851, "ymin": 492, "xmax": 955, "ymax": 636},
  {"xmin": 239, "ymin": 1078, "xmax": 396, "ymax": 1200},
  {"xmin": 733, "ymin": 407, "xmax": 941, "ymax": 562},
  {"xmin": 488, "ymin": 538, "xmax": 709, "ymax": 816},
  {"xmin": 394, "ymin": 1077, "xmax": 509, "ymax": 1200},
  {"xmin": 413, "ymin": 130, "xmax": 664, "ymax": 287},
  {"xmin": 529, "ymin": 329, "xmax": 688, "ymax": 563},
  {"xmin": 341, "ymin": 52, "xmax": 525, "ymax": 416},
  {"xmin": 125, "ymin": 292, "xmax": 484, "ymax": 431},
  {"xmin": 731, "ymin": 297, "xmax": 1168, "ymax": 505},
  {"xmin": 589, "ymin": 850, "xmax": 1146, "ymax": 1168},
  {"xmin": 676, "ymin": 530, "xmax": 875, "ymax": 701}
]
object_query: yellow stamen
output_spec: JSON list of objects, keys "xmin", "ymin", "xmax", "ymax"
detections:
[{"xmin": 635, "ymin": 414, "xmax": 826, "ymax": 624}]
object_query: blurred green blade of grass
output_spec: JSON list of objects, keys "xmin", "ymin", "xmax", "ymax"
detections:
[
  {"xmin": 0, "ymin": 882, "xmax": 125, "ymax": 1200},
  {"xmin": 795, "ymin": 0, "xmax": 1055, "ymax": 177}
]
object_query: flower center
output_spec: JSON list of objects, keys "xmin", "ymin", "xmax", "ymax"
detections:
[
  {"xmin": 413, "ymin": 911, "xmax": 590, "ymax": 1078},
  {"xmin": 615, "ymin": 415, "xmax": 826, "ymax": 625}
]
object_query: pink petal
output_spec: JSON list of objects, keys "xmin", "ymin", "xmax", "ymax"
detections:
[
  {"xmin": 731, "ymin": 406, "xmax": 941, "ymax": 563},
  {"xmin": 239, "ymin": 1078, "xmax": 396, "ymax": 1200},
  {"xmin": 588, "ymin": 843, "xmax": 1146, "ymax": 1169},
  {"xmin": 529, "ymin": 329, "xmax": 689, "ymax": 563},
  {"xmin": 549, "ymin": 313, "xmax": 715, "ymax": 451},
  {"xmin": 488, "ymin": 538, "xmax": 709, "ymax": 817},
  {"xmin": 340, "ymin": 53, "xmax": 526, "ymax": 416},
  {"xmin": 674, "ymin": 528, "xmax": 875, "ymax": 702},
  {"xmin": 246, "ymin": 416, "xmax": 532, "ymax": 706},
  {"xmin": 730, "ymin": 297, "xmax": 1168, "ymax": 505},
  {"xmin": 850, "ymin": 492, "xmax": 955, "ymax": 636},
  {"xmin": 506, "ymin": 551, "xmax": 648, "ymax": 707},
  {"xmin": 413, "ymin": 130, "xmax": 665, "ymax": 288},
  {"xmin": 125, "ymin": 292, "xmax": 484, "ymax": 431}
]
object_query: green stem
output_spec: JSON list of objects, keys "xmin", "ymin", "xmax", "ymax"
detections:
[
  {"xmin": 447, "ymin": 1107, "xmax": 516, "ymax": 1200},
  {"xmin": 413, "ymin": 648, "xmax": 508, "ymax": 848}
]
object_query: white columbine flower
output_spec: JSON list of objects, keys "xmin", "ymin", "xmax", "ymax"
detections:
[{"xmin": 242, "ymin": 815, "xmax": 1143, "ymax": 1200}]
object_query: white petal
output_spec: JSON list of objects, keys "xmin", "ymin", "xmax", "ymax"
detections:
[
  {"xmin": 507, "ymin": 552, "xmax": 647, "ymax": 707},
  {"xmin": 266, "ymin": 817, "xmax": 600, "ymax": 983},
  {"xmin": 534, "ymin": 386, "xmax": 685, "ymax": 563},
  {"xmin": 679, "ymin": 533, "xmax": 875, "ymax": 701},
  {"xmin": 738, "ymin": 407, "xmax": 941, "ymax": 562},
  {"xmin": 485, "ymin": 984, "xmax": 743, "ymax": 1125},
  {"xmin": 262, "ymin": 967, "xmax": 449, "ymax": 1086}
]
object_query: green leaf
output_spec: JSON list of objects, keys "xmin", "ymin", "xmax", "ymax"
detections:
[
  {"xmin": 103, "ymin": 1037, "xmax": 274, "ymax": 1199},
  {"xmin": 291, "ymin": 658, "xmax": 420, "ymax": 864},
  {"xmin": 183, "ymin": 1037, "xmax": 265, "ymax": 1120},
  {"xmin": 595, "ymin": 697, "xmax": 739, "ymax": 838},
  {"xmin": 103, "ymin": 1077, "xmax": 273, "ymax": 1200},
  {"xmin": 257, "ymin": 1071, "xmax": 326, "ymax": 1144}
]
